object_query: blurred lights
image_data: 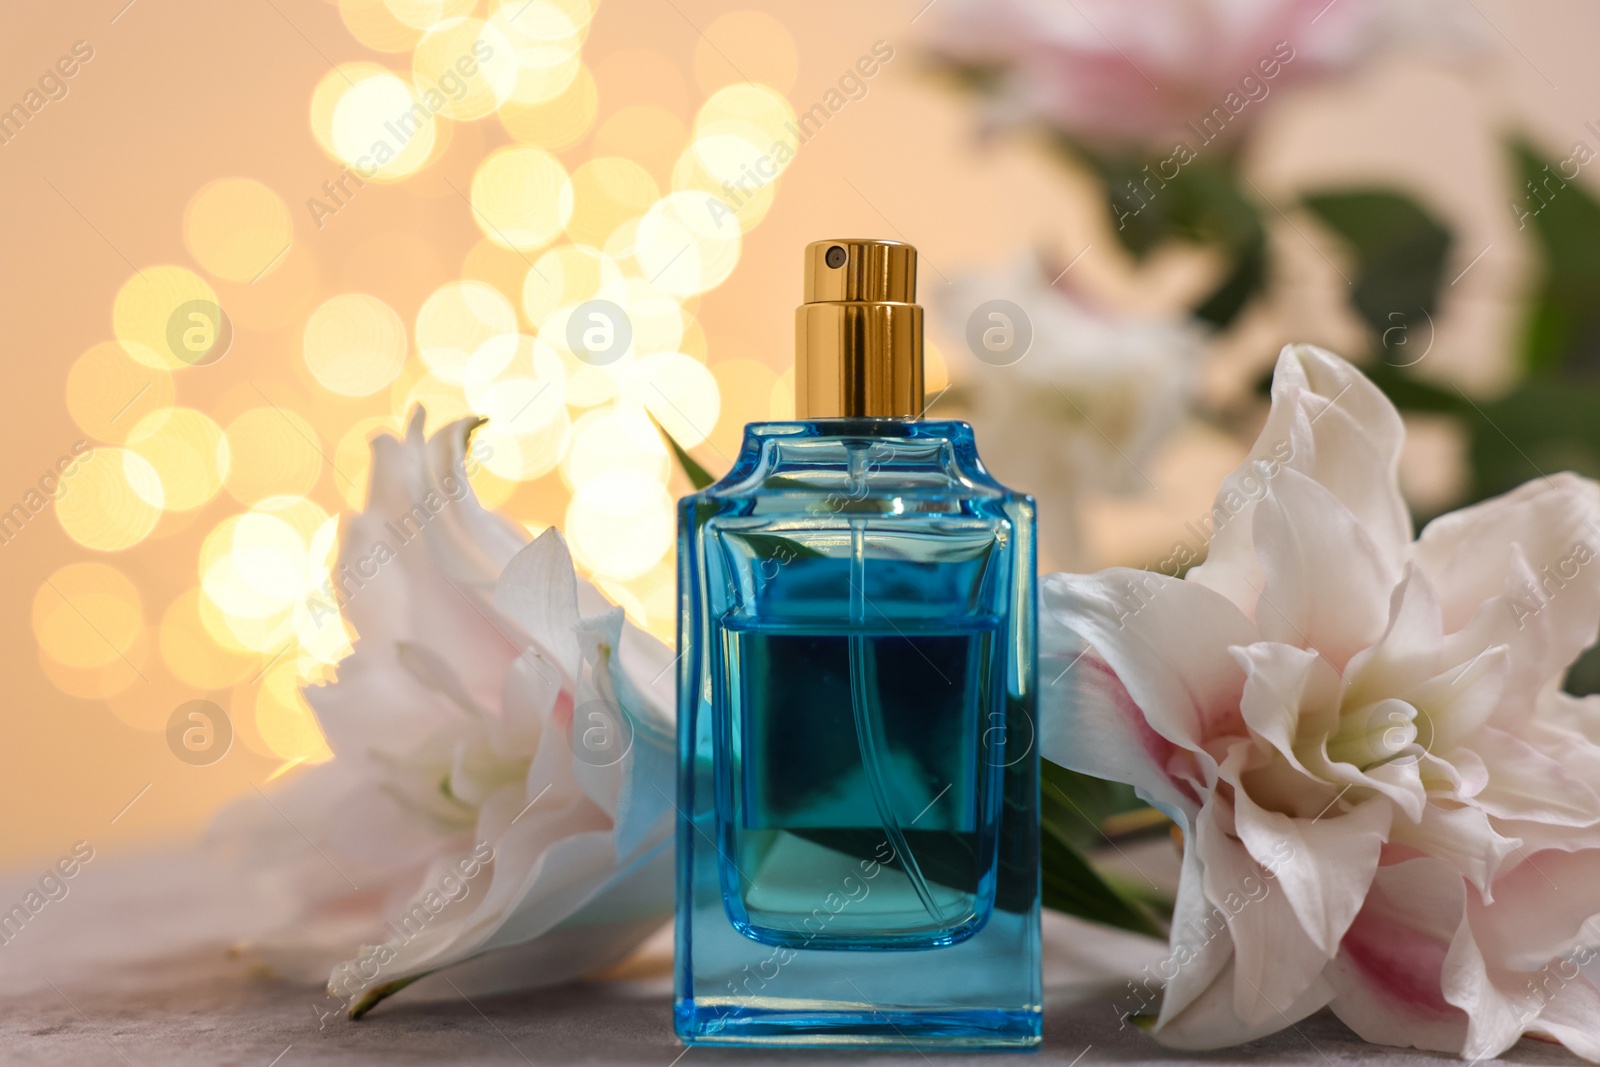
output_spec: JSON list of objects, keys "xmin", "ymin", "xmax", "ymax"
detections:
[
  {"xmin": 43, "ymin": 7, "xmax": 809, "ymax": 745},
  {"xmin": 112, "ymin": 265, "xmax": 218, "ymax": 370},
  {"xmin": 124, "ymin": 407, "xmax": 229, "ymax": 512},
  {"xmin": 470, "ymin": 145, "xmax": 573, "ymax": 251},
  {"xmin": 55, "ymin": 448, "xmax": 163, "ymax": 551},
  {"xmin": 417, "ymin": 279, "xmax": 519, "ymax": 384},
  {"xmin": 636, "ymin": 191, "xmax": 741, "ymax": 296},
  {"xmin": 303, "ymin": 293, "xmax": 409, "ymax": 396},
  {"xmin": 224, "ymin": 407, "xmax": 325, "ymax": 504},
  {"xmin": 183, "ymin": 178, "xmax": 294, "ymax": 283},
  {"xmin": 66, "ymin": 342, "xmax": 173, "ymax": 444}
]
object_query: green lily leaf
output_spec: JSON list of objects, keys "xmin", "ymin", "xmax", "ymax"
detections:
[{"xmin": 651, "ymin": 415, "xmax": 717, "ymax": 490}]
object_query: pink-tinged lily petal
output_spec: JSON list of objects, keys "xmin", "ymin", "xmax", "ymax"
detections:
[
  {"xmin": 1469, "ymin": 849, "xmax": 1600, "ymax": 969},
  {"xmin": 1232, "ymin": 642, "xmax": 1341, "ymax": 767},
  {"xmin": 1193, "ymin": 791, "xmax": 1334, "ymax": 1028},
  {"xmin": 1149, "ymin": 828, "xmax": 1235, "ymax": 1027},
  {"xmin": 1403, "ymin": 645, "xmax": 1508, "ymax": 757},
  {"xmin": 1327, "ymin": 858, "xmax": 1470, "ymax": 1053},
  {"xmin": 1414, "ymin": 473, "xmax": 1600, "ymax": 728},
  {"xmin": 1038, "ymin": 638, "xmax": 1205, "ymax": 818},
  {"xmin": 495, "ymin": 530, "xmax": 584, "ymax": 684},
  {"xmin": 1469, "ymin": 728, "xmax": 1600, "ymax": 828},
  {"xmin": 1232, "ymin": 782, "xmax": 1391, "ymax": 957},
  {"xmin": 1041, "ymin": 569, "xmax": 1258, "ymax": 753},
  {"xmin": 1252, "ymin": 468, "xmax": 1395, "ymax": 668},
  {"xmin": 1442, "ymin": 903, "xmax": 1540, "ymax": 1062},
  {"xmin": 1344, "ymin": 563, "xmax": 1446, "ymax": 706},
  {"xmin": 1386, "ymin": 801, "xmax": 1520, "ymax": 899},
  {"xmin": 1191, "ymin": 344, "xmax": 1410, "ymax": 615},
  {"xmin": 1526, "ymin": 968, "xmax": 1600, "ymax": 1062}
]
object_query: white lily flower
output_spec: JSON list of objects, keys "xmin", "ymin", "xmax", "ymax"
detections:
[
  {"xmin": 211, "ymin": 411, "xmax": 676, "ymax": 1018},
  {"xmin": 939, "ymin": 258, "xmax": 1201, "ymax": 568},
  {"xmin": 1043, "ymin": 345, "xmax": 1600, "ymax": 1060}
]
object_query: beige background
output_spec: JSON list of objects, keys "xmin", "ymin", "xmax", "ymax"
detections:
[{"xmin": 0, "ymin": 0, "xmax": 1586, "ymax": 869}]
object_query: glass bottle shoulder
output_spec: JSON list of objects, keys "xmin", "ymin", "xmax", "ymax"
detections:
[{"xmin": 681, "ymin": 419, "xmax": 1034, "ymax": 524}]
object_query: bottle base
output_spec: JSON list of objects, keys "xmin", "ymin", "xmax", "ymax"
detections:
[{"xmin": 674, "ymin": 1001, "xmax": 1043, "ymax": 1048}]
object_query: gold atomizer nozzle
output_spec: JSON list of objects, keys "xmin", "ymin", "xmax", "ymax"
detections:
[{"xmin": 795, "ymin": 239, "xmax": 924, "ymax": 419}]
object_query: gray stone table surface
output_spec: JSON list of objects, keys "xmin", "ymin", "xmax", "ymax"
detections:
[{"xmin": 0, "ymin": 848, "xmax": 1581, "ymax": 1066}]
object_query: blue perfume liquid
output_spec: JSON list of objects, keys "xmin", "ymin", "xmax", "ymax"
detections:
[{"xmin": 676, "ymin": 420, "xmax": 1040, "ymax": 1048}]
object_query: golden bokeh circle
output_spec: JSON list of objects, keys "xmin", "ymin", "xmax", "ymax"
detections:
[
  {"xmin": 224, "ymin": 407, "xmax": 324, "ymax": 504},
  {"xmin": 112, "ymin": 266, "xmax": 221, "ymax": 370},
  {"xmin": 565, "ymin": 469, "xmax": 674, "ymax": 580},
  {"xmin": 565, "ymin": 157, "xmax": 659, "ymax": 249},
  {"xmin": 521, "ymin": 243, "xmax": 625, "ymax": 326},
  {"xmin": 412, "ymin": 17, "xmax": 518, "ymax": 121},
  {"xmin": 470, "ymin": 145, "xmax": 573, "ymax": 252},
  {"xmin": 66, "ymin": 342, "xmax": 174, "ymax": 444},
  {"xmin": 416, "ymin": 279, "xmax": 519, "ymax": 384},
  {"xmin": 318, "ymin": 65, "xmax": 438, "ymax": 181},
  {"xmin": 635, "ymin": 191, "xmax": 741, "ymax": 297},
  {"xmin": 497, "ymin": 65, "xmax": 596, "ymax": 149},
  {"xmin": 385, "ymin": 0, "xmax": 476, "ymax": 32},
  {"xmin": 159, "ymin": 588, "xmax": 261, "ymax": 688},
  {"xmin": 33, "ymin": 563, "xmax": 143, "ymax": 670},
  {"xmin": 124, "ymin": 407, "xmax": 229, "ymax": 512},
  {"xmin": 303, "ymin": 292, "xmax": 409, "ymax": 396},
  {"xmin": 339, "ymin": 0, "xmax": 424, "ymax": 52},
  {"xmin": 183, "ymin": 178, "xmax": 294, "ymax": 283},
  {"xmin": 55, "ymin": 448, "xmax": 163, "ymax": 551},
  {"xmin": 625, "ymin": 350, "xmax": 722, "ymax": 449},
  {"xmin": 254, "ymin": 659, "xmax": 334, "ymax": 764},
  {"xmin": 561, "ymin": 405, "xmax": 667, "ymax": 488}
]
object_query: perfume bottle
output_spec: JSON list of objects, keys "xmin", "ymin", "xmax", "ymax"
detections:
[{"xmin": 675, "ymin": 240, "xmax": 1040, "ymax": 1047}]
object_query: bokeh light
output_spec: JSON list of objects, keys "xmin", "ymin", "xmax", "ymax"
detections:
[
  {"xmin": 566, "ymin": 469, "xmax": 674, "ymax": 580},
  {"xmin": 124, "ymin": 408, "xmax": 229, "ymax": 512},
  {"xmin": 412, "ymin": 17, "xmax": 518, "ymax": 121},
  {"xmin": 36, "ymin": 0, "xmax": 803, "ymax": 776},
  {"xmin": 626, "ymin": 350, "xmax": 721, "ymax": 448},
  {"xmin": 183, "ymin": 178, "xmax": 294, "ymax": 283},
  {"xmin": 498, "ymin": 65, "xmax": 597, "ymax": 149},
  {"xmin": 416, "ymin": 279, "xmax": 519, "ymax": 384},
  {"xmin": 565, "ymin": 157, "xmax": 658, "ymax": 248},
  {"xmin": 636, "ymin": 191, "xmax": 741, "ymax": 296},
  {"xmin": 66, "ymin": 342, "xmax": 174, "ymax": 444},
  {"xmin": 470, "ymin": 145, "xmax": 573, "ymax": 251},
  {"xmin": 253, "ymin": 659, "xmax": 334, "ymax": 764},
  {"xmin": 33, "ymin": 563, "xmax": 144, "ymax": 670},
  {"xmin": 303, "ymin": 293, "xmax": 409, "ymax": 396},
  {"xmin": 159, "ymin": 588, "xmax": 261, "ymax": 688},
  {"xmin": 224, "ymin": 407, "xmax": 324, "ymax": 504},
  {"xmin": 55, "ymin": 448, "xmax": 163, "ymax": 551},
  {"xmin": 339, "ymin": 0, "xmax": 425, "ymax": 53},
  {"xmin": 316, "ymin": 64, "xmax": 438, "ymax": 181},
  {"xmin": 112, "ymin": 266, "xmax": 220, "ymax": 370}
]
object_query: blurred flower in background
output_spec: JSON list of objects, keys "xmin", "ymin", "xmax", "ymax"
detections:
[
  {"xmin": 924, "ymin": 0, "xmax": 1482, "ymax": 151},
  {"xmin": 214, "ymin": 416, "xmax": 675, "ymax": 1015},
  {"xmin": 939, "ymin": 257, "xmax": 1200, "ymax": 568}
]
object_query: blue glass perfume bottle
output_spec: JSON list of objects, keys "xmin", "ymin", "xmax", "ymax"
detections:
[{"xmin": 675, "ymin": 240, "xmax": 1040, "ymax": 1048}]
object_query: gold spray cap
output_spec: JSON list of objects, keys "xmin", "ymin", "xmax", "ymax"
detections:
[{"xmin": 795, "ymin": 239, "xmax": 924, "ymax": 419}]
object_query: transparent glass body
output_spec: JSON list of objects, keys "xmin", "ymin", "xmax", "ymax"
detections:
[{"xmin": 675, "ymin": 419, "xmax": 1040, "ymax": 1048}]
